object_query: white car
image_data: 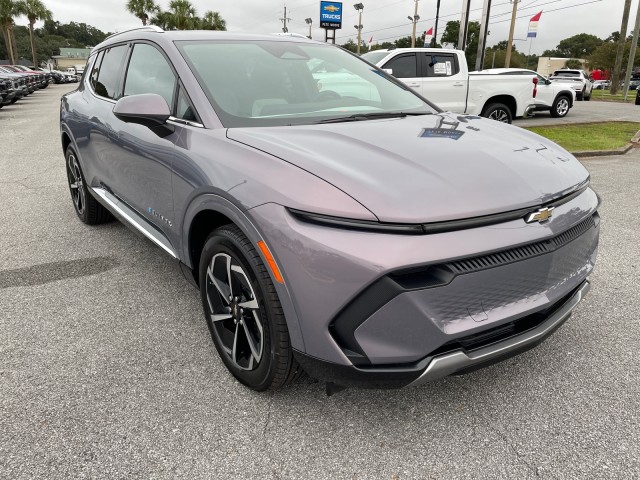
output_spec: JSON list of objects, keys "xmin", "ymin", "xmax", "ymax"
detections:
[
  {"xmin": 549, "ymin": 69, "xmax": 593, "ymax": 101},
  {"xmin": 482, "ymin": 68, "xmax": 576, "ymax": 118}
]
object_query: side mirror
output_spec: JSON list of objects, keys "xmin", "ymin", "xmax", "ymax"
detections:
[
  {"xmin": 546, "ymin": 79, "xmax": 551, "ymax": 85},
  {"xmin": 113, "ymin": 93, "xmax": 171, "ymax": 129}
]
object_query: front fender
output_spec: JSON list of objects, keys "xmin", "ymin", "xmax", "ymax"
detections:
[{"xmin": 181, "ymin": 194, "xmax": 306, "ymax": 352}]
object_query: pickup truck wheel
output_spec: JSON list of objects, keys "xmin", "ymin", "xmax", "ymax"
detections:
[
  {"xmin": 482, "ymin": 103, "xmax": 512, "ymax": 124},
  {"xmin": 550, "ymin": 95, "xmax": 570, "ymax": 118},
  {"xmin": 199, "ymin": 225, "xmax": 301, "ymax": 391},
  {"xmin": 65, "ymin": 146, "xmax": 112, "ymax": 225}
]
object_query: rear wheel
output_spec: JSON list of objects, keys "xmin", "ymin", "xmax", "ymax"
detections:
[
  {"xmin": 482, "ymin": 103, "xmax": 512, "ymax": 124},
  {"xmin": 550, "ymin": 95, "xmax": 570, "ymax": 118},
  {"xmin": 199, "ymin": 225, "xmax": 300, "ymax": 391}
]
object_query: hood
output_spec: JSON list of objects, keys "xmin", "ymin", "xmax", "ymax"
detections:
[{"xmin": 227, "ymin": 113, "xmax": 589, "ymax": 223}]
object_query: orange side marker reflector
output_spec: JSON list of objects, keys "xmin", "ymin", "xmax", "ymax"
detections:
[{"xmin": 257, "ymin": 240, "xmax": 284, "ymax": 284}]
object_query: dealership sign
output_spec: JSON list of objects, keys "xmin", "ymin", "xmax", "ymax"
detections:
[{"xmin": 320, "ymin": 1, "xmax": 343, "ymax": 29}]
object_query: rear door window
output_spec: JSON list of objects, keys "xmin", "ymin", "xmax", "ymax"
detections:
[
  {"xmin": 94, "ymin": 45, "xmax": 128, "ymax": 99},
  {"xmin": 422, "ymin": 53, "xmax": 459, "ymax": 77}
]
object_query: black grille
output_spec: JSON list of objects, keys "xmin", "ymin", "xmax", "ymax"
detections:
[{"xmin": 447, "ymin": 215, "xmax": 596, "ymax": 275}]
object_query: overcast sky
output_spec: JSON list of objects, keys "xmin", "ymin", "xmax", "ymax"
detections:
[{"xmin": 14, "ymin": 0, "xmax": 640, "ymax": 55}]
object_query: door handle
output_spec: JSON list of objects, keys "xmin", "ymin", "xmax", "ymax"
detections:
[
  {"xmin": 453, "ymin": 83, "xmax": 464, "ymax": 87},
  {"xmin": 406, "ymin": 83, "xmax": 420, "ymax": 87}
]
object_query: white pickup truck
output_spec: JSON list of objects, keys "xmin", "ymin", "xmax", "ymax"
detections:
[{"xmin": 361, "ymin": 48, "xmax": 537, "ymax": 123}]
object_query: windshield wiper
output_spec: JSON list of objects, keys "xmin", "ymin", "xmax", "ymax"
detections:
[{"xmin": 315, "ymin": 111, "xmax": 431, "ymax": 124}]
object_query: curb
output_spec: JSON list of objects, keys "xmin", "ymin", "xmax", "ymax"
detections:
[{"xmin": 571, "ymin": 129, "xmax": 640, "ymax": 158}]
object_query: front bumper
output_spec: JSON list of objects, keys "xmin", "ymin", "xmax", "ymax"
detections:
[{"xmin": 294, "ymin": 279, "xmax": 591, "ymax": 388}]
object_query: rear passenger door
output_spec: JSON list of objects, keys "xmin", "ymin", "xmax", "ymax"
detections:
[{"xmin": 418, "ymin": 52, "xmax": 467, "ymax": 112}]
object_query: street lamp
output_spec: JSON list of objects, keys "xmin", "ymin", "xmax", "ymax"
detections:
[
  {"xmin": 408, "ymin": 0, "xmax": 420, "ymax": 48},
  {"xmin": 353, "ymin": 3, "xmax": 364, "ymax": 54},
  {"xmin": 408, "ymin": 14, "xmax": 420, "ymax": 48},
  {"xmin": 305, "ymin": 18, "xmax": 312, "ymax": 39}
]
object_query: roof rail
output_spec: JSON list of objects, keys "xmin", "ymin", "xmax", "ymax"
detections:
[{"xmin": 104, "ymin": 25, "xmax": 164, "ymax": 41}]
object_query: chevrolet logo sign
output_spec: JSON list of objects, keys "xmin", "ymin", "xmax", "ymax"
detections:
[
  {"xmin": 324, "ymin": 5, "xmax": 340, "ymax": 12},
  {"xmin": 525, "ymin": 207, "xmax": 554, "ymax": 223}
]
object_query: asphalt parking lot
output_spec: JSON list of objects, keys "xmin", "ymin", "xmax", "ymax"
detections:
[
  {"xmin": 514, "ymin": 98, "xmax": 640, "ymax": 126},
  {"xmin": 1, "ymin": 84, "xmax": 639, "ymax": 479}
]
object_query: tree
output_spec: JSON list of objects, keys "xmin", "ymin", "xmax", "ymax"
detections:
[
  {"xmin": 589, "ymin": 39, "xmax": 640, "ymax": 77},
  {"xmin": 150, "ymin": 10, "xmax": 172, "ymax": 30},
  {"xmin": 126, "ymin": 0, "xmax": 157, "ymax": 26},
  {"xmin": 168, "ymin": 0, "xmax": 197, "ymax": 30},
  {"xmin": 555, "ymin": 33, "xmax": 603, "ymax": 58},
  {"xmin": 440, "ymin": 20, "xmax": 481, "ymax": 70},
  {"xmin": 340, "ymin": 39, "xmax": 357, "ymax": 53},
  {"xmin": 0, "ymin": 0, "xmax": 26, "ymax": 64},
  {"xmin": 199, "ymin": 10, "xmax": 226, "ymax": 31},
  {"xmin": 484, "ymin": 42, "xmax": 526, "ymax": 69},
  {"xmin": 19, "ymin": 0, "xmax": 52, "ymax": 66},
  {"xmin": 565, "ymin": 59, "xmax": 582, "ymax": 69}
]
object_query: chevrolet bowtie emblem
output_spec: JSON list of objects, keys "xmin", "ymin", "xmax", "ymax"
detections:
[
  {"xmin": 525, "ymin": 207, "xmax": 554, "ymax": 223},
  {"xmin": 324, "ymin": 5, "xmax": 340, "ymax": 12}
]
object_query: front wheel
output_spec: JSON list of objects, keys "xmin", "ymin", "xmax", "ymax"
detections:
[
  {"xmin": 199, "ymin": 225, "xmax": 300, "ymax": 391},
  {"xmin": 550, "ymin": 95, "xmax": 570, "ymax": 118},
  {"xmin": 482, "ymin": 103, "xmax": 512, "ymax": 124}
]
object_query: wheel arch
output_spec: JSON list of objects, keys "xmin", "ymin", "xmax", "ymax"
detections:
[
  {"xmin": 556, "ymin": 90, "xmax": 574, "ymax": 107},
  {"xmin": 482, "ymin": 95, "xmax": 517, "ymax": 117},
  {"xmin": 182, "ymin": 195, "xmax": 306, "ymax": 352}
]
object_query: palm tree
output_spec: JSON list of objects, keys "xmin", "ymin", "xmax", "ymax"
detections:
[
  {"xmin": 200, "ymin": 10, "xmax": 226, "ymax": 31},
  {"xmin": 149, "ymin": 9, "xmax": 172, "ymax": 30},
  {"xmin": 126, "ymin": 0, "xmax": 157, "ymax": 26},
  {"xmin": 0, "ymin": 0, "xmax": 25, "ymax": 64},
  {"xmin": 19, "ymin": 0, "xmax": 52, "ymax": 66},
  {"xmin": 168, "ymin": 0, "xmax": 196, "ymax": 30}
]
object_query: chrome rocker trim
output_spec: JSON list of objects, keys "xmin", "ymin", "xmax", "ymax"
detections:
[
  {"xmin": 409, "ymin": 279, "xmax": 591, "ymax": 386},
  {"xmin": 91, "ymin": 186, "xmax": 178, "ymax": 259}
]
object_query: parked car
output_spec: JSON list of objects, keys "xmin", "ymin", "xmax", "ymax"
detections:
[
  {"xmin": 0, "ymin": 68, "xmax": 33, "ymax": 95},
  {"xmin": 361, "ymin": 48, "xmax": 537, "ymax": 123},
  {"xmin": 0, "ymin": 78, "xmax": 17, "ymax": 107},
  {"xmin": 592, "ymin": 80, "xmax": 610, "ymax": 90},
  {"xmin": 636, "ymin": 87, "xmax": 640, "ymax": 105},
  {"xmin": 480, "ymin": 68, "xmax": 576, "ymax": 118},
  {"xmin": 61, "ymin": 28, "xmax": 600, "ymax": 392},
  {"xmin": 549, "ymin": 69, "xmax": 593, "ymax": 100},
  {"xmin": 628, "ymin": 80, "xmax": 640, "ymax": 91}
]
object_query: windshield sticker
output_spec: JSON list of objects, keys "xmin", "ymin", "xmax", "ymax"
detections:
[{"xmin": 434, "ymin": 63, "xmax": 447, "ymax": 75}]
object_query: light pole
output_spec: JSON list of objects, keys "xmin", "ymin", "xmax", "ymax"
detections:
[
  {"xmin": 354, "ymin": 3, "xmax": 364, "ymax": 54},
  {"xmin": 408, "ymin": 0, "xmax": 420, "ymax": 48},
  {"xmin": 504, "ymin": 0, "xmax": 520, "ymax": 67},
  {"xmin": 305, "ymin": 18, "xmax": 312, "ymax": 39},
  {"xmin": 431, "ymin": 0, "xmax": 441, "ymax": 47}
]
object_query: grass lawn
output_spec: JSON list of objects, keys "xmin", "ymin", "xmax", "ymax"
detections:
[
  {"xmin": 590, "ymin": 88, "xmax": 636, "ymax": 103},
  {"xmin": 525, "ymin": 122, "xmax": 640, "ymax": 152}
]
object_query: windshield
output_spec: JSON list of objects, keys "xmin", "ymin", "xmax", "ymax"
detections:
[{"xmin": 176, "ymin": 41, "xmax": 435, "ymax": 127}]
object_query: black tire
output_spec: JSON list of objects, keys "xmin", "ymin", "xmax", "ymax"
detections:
[
  {"xmin": 482, "ymin": 103, "xmax": 512, "ymax": 124},
  {"xmin": 584, "ymin": 91, "xmax": 591, "ymax": 101},
  {"xmin": 578, "ymin": 88, "xmax": 585, "ymax": 100},
  {"xmin": 550, "ymin": 95, "xmax": 571, "ymax": 118},
  {"xmin": 65, "ymin": 146, "xmax": 112, "ymax": 225},
  {"xmin": 199, "ymin": 225, "xmax": 301, "ymax": 391}
]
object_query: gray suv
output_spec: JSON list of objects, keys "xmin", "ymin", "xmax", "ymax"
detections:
[{"xmin": 60, "ymin": 27, "xmax": 600, "ymax": 392}]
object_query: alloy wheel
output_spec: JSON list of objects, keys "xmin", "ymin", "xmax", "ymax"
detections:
[
  {"xmin": 556, "ymin": 98, "xmax": 569, "ymax": 116},
  {"xmin": 67, "ymin": 153, "xmax": 86, "ymax": 215},
  {"xmin": 488, "ymin": 109, "xmax": 510, "ymax": 123},
  {"xmin": 205, "ymin": 253, "xmax": 264, "ymax": 371}
]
